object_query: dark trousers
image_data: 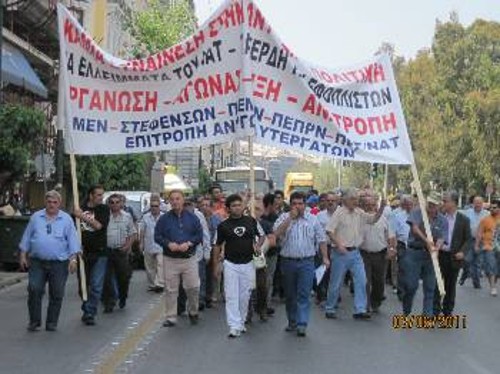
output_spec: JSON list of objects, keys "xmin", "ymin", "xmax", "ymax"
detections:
[
  {"xmin": 205, "ymin": 256, "xmax": 214, "ymax": 303},
  {"xmin": 28, "ymin": 259, "xmax": 69, "ymax": 326},
  {"xmin": 313, "ymin": 248, "xmax": 331, "ymax": 302},
  {"xmin": 360, "ymin": 249, "xmax": 387, "ymax": 310},
  {"xmin": 102, "ymin": 249, "xmax": 131, "ymax": 308},
  {"xmin": 272, "ymin": 256, "xmax": 285, "ymax": 299},
  {"xmin": 255, "ymin": 267, "xmax": 268, "ymax": 314},
  {"xmin": 460, "ymin": 239, "xmax": 481, "ymax": 287},
  {"xmin": 434, "ymin": 251, "xmax": 460, "ymax": 315},
  {"xmin": 396, "ymin": 242, "xmax": 407, "ymax": 299}
]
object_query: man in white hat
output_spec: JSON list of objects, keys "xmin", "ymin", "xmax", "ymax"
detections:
[{"xmin": 401, "ymin": 192, "xmax": 447, "ymax": 316}]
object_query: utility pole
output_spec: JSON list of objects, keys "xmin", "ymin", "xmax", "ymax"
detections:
[{"xmin": 0, "ymin": 0, "xmax": 4, "ymax": 107}]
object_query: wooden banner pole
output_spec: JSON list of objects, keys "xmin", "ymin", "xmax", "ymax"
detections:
[
  {"xmin": 248, "ymin": 137, "xmax": 256, "ymax": 217},
  {"xmin": 70, "ymin": 153, "xmax": 88, "ymax": 301},
  {"xmin": 383, "ymin": 163, "xmax": 389, "ymax": 200},
  {"xmin": 410, "ymin": 162, "xmax": 445, "ymax": 297}
]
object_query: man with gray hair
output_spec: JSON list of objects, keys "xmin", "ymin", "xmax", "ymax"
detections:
[
  {"xmin": 325, "ymin": 188, "xmax": 386, "ymax": 320},
  {"xmin": 360, "ymin": 194, "xmax": 393, "ymax": 313},
  {"xmin": 388, "ymin": 195, "xmax": 414, "ymax": 300},
  {"xmin": 434, "ymin": 191, "xmax": 471, "ymax": 315},
  {"xmin": 140, "ymin": 194, "xmax": 164, "ymax": 292},
  {"xmin": 402, "ymin": 192, "xmax": 447, "ymax": 316},
  {"xmin": 459, "ymin": 195, "xmax": 489, "ymax": 288},
  {"xmin": 19, "ymin": 190, "xmax": 80, "ymax": 331}
]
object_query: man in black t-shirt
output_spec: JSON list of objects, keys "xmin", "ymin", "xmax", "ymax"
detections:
[
  {"xmin": 74, "ymin": 184, "xmax": 110, "ymax": 326},
  {"xmin": 214, "ymin": 194, "xmax": 264, "ymax": 338},
  {"xmin": 260, "ymin": 193, "xmax": 280, "ymax": 317}
]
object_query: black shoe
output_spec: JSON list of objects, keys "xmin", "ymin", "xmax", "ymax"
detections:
[
  {"xmin": 27, "ymin": 322, "xmax": 41, "ymax": 332},
  {"xmin": 188, "ymin": 314, "xmax": 199, "ymax": 325},
  {"xmin": 325, "ymin": 312, "xmax": 337, "ymax": 319},
  {"xmin": 46, "ymin": 323, "xmax": 57, "ymax": 332},
  {"xmin": 81, "ymin": 314, "xmax": 91, "ymax": 323},
  {"xmin": 285, "ymin": 323, "xmax": 297, "ymax": 332},
  {"xmin": 147, "ymin": 287, "xmax": 156, "ymax": 292},
  {"xmin": 353, "ymin": 312, "xmax": 371, "ymax": 320},
  {"xmin": 162, "ymin": 319, "xmax": 176, "ymax": 327},
  {"xmin": 198, "ymin": 303, "xmax": 206, "ymax": 312},
  {"xmin": 473, "ymin": 283, "xmax": 481, "ymax": 289},
  {"xmin": 245, "ymin": 317, "xmax": 252, "ymax": 325},
  {"xmin": 154, "ymin": 286, "xmax": 164, "ymax": 293},
  {"xmin": 266, "ymin": 307, "xmax": 275, "ymax": 316},
  {"xmin": 84, "ymin": 316, "xmax": 96, "ymax": 326},
  {"xmin": 458, "ymin": 278, "xmax": 465, "ymax": 286},
  {"xmin": 296, "ymin": 326, "xmax": 306, "ymax": 337},
  {"xmin": 119, "ymin": 298, "xmax": 126, "ymax": 309},
  {"xmin": 205, "ymin": 300, "xmax": 213, "ymax": 309},
  {"xmin": 103, "ymin": 306, "xmax": 114, "ymax": 314}
]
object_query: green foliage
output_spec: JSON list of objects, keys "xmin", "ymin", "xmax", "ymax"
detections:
[
  {"xmin": 395, "ymin": 16, "xmax": 500, "ymax": 195},
  {"xmin": 72, "ymin": 155, "xmax": 150, "ymax": 197},
  {"xmin": 0, "ymin": 105, "xmax": 45, "ymax": 186},
  {"xmin": 196, "ymin": 166, "xmax": 212, "ymax": 195},
  {"xmin": 125, "ymin": 0, "xmax": 197, "ymax": 56},
  {"xmin": 72, "ymin": 1, "xmax": 198, "ymax": 196}
]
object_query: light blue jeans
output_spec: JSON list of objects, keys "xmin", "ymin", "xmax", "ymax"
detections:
[{"xmin": 325, "ymin": 249, "xmax": 367, "ymax": 314}]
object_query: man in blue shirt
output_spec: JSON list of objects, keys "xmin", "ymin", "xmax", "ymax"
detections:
[
  {"xmin": 155, "ymin": 189, "xmax": 203, "ymax": 327},
  {"xmin": 388, "ymin": 195, "xmax": 414, "ymax": 300},
  {"xmin": 402, "ymin": 192, "xmax": 447, "ymax": 317},
  {"xmin": 19, "ymin": 190, "xmax": 80, "ymax": 332},
  {"xmin": 459, "ymin": 195, "xmax": 489, "ymax": 288},
  {"xmin": 198, "ymin": 197, "xmax": 223, "ymax": 308}
]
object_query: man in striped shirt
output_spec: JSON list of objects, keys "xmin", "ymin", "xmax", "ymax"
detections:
[{"xmin": 274, "ymin": 191, "xmax": 329, "ymax": 337}]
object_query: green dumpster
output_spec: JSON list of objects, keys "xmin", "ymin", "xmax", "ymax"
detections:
[{"xmin": 0, "ymin": 216, "xmax": 30, "ymax": 270}]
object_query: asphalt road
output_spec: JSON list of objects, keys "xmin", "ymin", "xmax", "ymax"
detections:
[{"xmin": 0, "ymin": 271, "xmax": 499, "ymax": 374}]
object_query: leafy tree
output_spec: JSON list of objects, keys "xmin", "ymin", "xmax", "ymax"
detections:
[
  {"xmin": 393, "ymin": 15, "xmax": 500, "ymax": 196},
  {"xmin": 71, "ymin": 0, "xmax": 198, "ymax": 198},
  {"xmin": 125, "ymin": 0, "xmax": 197, "ymax": 57},
  {"xmin": 0, "ymin": 105, "xmax": 45, "ymax": 193}
]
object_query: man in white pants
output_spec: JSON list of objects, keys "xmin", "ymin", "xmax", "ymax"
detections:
[
  {"xmin": 214, "ymin": 194, "xmax": 265, "ymax": 338},
  {"xmin": 140, "ymin": 194, "xmax": 164, "ymax": 292}
]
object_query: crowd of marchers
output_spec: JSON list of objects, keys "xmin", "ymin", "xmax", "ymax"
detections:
[{"xmin": 18, "ymin": 185, "xmax": 500, "ymax": 338}]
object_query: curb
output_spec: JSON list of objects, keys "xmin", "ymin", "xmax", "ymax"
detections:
[{"xmin": 0, "ymin": 273, "xmax": 28, "ymax": 290}]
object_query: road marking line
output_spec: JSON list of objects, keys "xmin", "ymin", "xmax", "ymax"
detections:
[{"xmin": 93, "ymin": 298, "xmax": 164, "ymax": 374}]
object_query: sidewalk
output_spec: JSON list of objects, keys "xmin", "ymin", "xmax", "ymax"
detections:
[{"xmin": 0, "ymin": 271, "xmax": 27, "ymax": 289}]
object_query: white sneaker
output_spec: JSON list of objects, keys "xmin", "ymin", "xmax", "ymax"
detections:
[
  {"xmin": 490, "ymin": 288, "xmax": 497, "ymax": 296},
  {"xmin": 228, "ymin": 329, "xmax": 241, "ymax": 338},
  {"xmin": 239, "ymin": 326, "xmax": 247, "ymax": 334}
]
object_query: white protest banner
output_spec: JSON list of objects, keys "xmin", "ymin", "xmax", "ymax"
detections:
[{"xmin": 57, "ymin": 0, "xmax": 414, "ymax": 165}]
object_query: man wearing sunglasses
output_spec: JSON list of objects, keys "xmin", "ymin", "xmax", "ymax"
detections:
[
  {"xmin": 19, "ymin": 190, "xmax": 80, "ymax": 332},
  {"xmin": 102, "ymin": 194, "xmax": 137, "ymax": 313}
]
